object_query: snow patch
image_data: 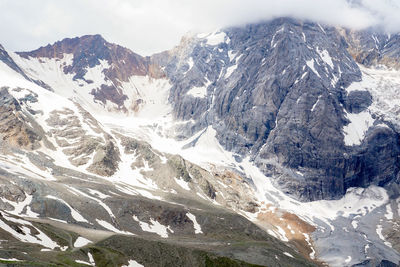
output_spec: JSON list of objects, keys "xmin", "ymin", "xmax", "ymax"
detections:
[
  {"xmin": 0, "ymin": 213, "xmax": 59, "ymax": 249},
  {"xmin": 376, "ymin": 224, "xmax": 392, "ymax": 247},
  {"xmin": 302, "ymin": 32, "xmax": 306, "ymax": 42},
  {"xmin": 88, "ymin": 253, "xmax": 95, "ymax": 265},
  {"xmin": 67, "ymin": 186, "xmax": 116, "ymax": 219},
  {"xmin": 317, "ymin": 48, "xmax": 334, "ymax": 69},
  {"xmin": 205, "ymin": 31, "xmax": 228, "ymax": 46},
  {"xmin": 75, "ymin": 259, "xmax": 92, "ymax": 265},
  {"xmin": 303, "ymin": 233, "xmax": 316, "ymax": 259},
  {"xmin": 87, "ymin": 189, "xmax": 109, "ymax": 199},
  {"xmin": 186, "ymin": 57, "xmax": 194, "ymax": 73},
  {"xmin": 311, "ymin": 95, "xmax": 322, "ymax": 112},
  {"xmin": 0, "ymin": 258, "xmax": 22, "ymax": 262},
  {"xmin": 133, "ymin": 215, "xmax": 173, "ymax": 238},
  {"xmin": 74, "ymin": 237, "xmax": 92, "ymax": 248},
  {"xmin": 276, "ymin": 226, "xmax": 289, "ymax": 242},
  {"xmin": 283, "ymin": 252, "xmax": 294, "ymax": 258},
  {"xmin": 271, "ymin": 26, "xmax": 285, "ymax": 47},
  {"xmin": 186, "ymin": 212, "xmax": 203, "ymax": 234},
  {"xmin": 228, "ymin": 50, "xmax": 237, "ymax": 62},
  {"xmin": 306, "ymin": 59, "xmax": 320, "ymax": 78},
  {"xmin": 46, "ymin": 195, "xmax": 88, "ymax": 223},
  {"xmin": 385, "ymin": 204, "xmax": 393, "ymax": 220},
  {"xmin": 109, "ymin": 139, "xmax": 160, "ymax": 198},
  {"xmin": 187, "ymin": 85, "xmax": 208, "ymax": 98},
  {"xmin": 120, "ymin": 76, "xmax": 172, "ymax": 118},
  {"xmin": 174, "ymin": 177, "xmax": 191, "ymax": 191},
  {"xmin": 96, "ymin": 219, "xmax": 134, "ymax": 235},
  {"xmin": 224, "ymin": 64, "xmax": 237, "ymax": 79},
  {"xmin": 346, "ymin": 65, "xmax": 400, "ymax": 127},
  {"xmin": 0, "ymin": 193, "xmax": 36, "ymax": 217},
  {"xmin": 351, "ymin": 220, "xmax": 358, "ymax": 229},
  {"xmin": 343, "ymin": 111, "xmax": 374, "ymax": 146},
  {"xmin": 122, "ymin": 260, "xmax": 144, "ymax": 267},
  {"xmin": 267, "ymin": 229, "xmax": 278, "ymax": 239}
]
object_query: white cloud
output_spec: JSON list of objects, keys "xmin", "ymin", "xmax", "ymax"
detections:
[{"xmin": 0, "ymin": 0, "xmax": 399, "ymax": 55}]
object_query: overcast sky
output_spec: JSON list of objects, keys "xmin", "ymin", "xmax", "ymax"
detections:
[{"xmin": 1, "ymin": 0, "xmax": 400, "ymax": 56}]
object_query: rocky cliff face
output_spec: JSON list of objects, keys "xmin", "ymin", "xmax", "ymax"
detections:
[
  {"xmin": 0, "ymin": 87, "xmax": 43, "ymax": 149},
  {"xmin": 0, "ymin": 45, "xmax": 28, "ymax": 78},
  {"xmin": 340, "ymin": 29, "xmax": 400, "ymax": 69},
  {"xmin": 157, "ymin": 18, "xmax": 400, "ymax": 201}
]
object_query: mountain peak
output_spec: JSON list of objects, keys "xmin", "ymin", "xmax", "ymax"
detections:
[
  {"xmin": 14, "ymin": 34, "xmax": 165, "ymax": 111},
  {"xmin": 16, "ymin": 32, "xmax": 165, "ymax": 81},
  {"xmin": 17, "ymin": 34, "xmax": 111, "ymax": 61}
]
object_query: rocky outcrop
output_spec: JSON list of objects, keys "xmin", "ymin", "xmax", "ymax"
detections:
[
  {"xmin": 0, "ymin": 87, "xmax": 43, "ymax": 149},
  {"xmin": 339, "ymin": 29, "xmax": 400, "ymax": 70},
  {"xmin": 0, "ymin": 45, "xmax": 53, "ymax": 90},
  {"xmin": 87, "ymin": 140, "xmax": 120, "ymax": 176},
  {"xmin": 116, "ymin": 135, "xmax": 259, "ymax": 212},
  {"xmin": 0, "ymin": 45, "xmax": 29, "ymax": 78},
  {"xmin": 46, "ymin": 106, "xmax": 120, "ymax": 176},
  {"xmin": 344, "ymin": 90, "xmax": 373, "ymax": 113},
  {"xmin": 168, "ymin": 156, "xmax": 192, "ymax": 182}
]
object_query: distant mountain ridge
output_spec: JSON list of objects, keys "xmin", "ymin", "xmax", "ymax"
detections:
[{"xmin": 16, "ymin": 34, "xmax": 164, "ymax": 111}]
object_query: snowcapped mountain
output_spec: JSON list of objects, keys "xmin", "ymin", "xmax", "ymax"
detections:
[
  {"xmin": 12, "ymin": 34, "xmax": 165, "ymax": 114},
  {"xmin": 0, "ymin": 17, "xmax": 399, "ymax": 266}
]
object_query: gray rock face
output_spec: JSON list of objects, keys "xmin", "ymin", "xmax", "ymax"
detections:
[
  {"xmin": 0, "ymin": 45, "xmax": 30, "ymax": 80},
  {"xmin": 341, "ymin": 29, "xmax": 400, "ymax": 69},
  {"xmin": 345, "ymin": 90, "xmax": 373, "ymax": 113},
  {"xmin": 158, "ymin": 18, "xmax": 400, "ymax": 201},
  {"xmin": 87, "ymin": 140, "xmax": 120, "ymax": 176},
  {"xmin": 0, "ymin": 87, "xmax": 43, "ymax": 149},
  {"xmin": 0, "ymin": 45, "xmax": 53, "ymax": 90}
]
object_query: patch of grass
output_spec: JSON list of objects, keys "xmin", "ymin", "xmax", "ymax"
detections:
[
  {"xmin": 0, "ymin": 259, "xmax": 58, "ymax": 266},
  {"xmin": 55, "ymin": 253, "xmax": 87, "ymax": 266},
  {"xmin": 204, "ymin": 255, "xmax": 264, "ymax": 267},
  {"xmin": 88, "ymin": 246, "xmax": 126, "ymax": 267},
  {"xmin": 33, "ymin": 222, "xmax": 77, "ymax": 249}
]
